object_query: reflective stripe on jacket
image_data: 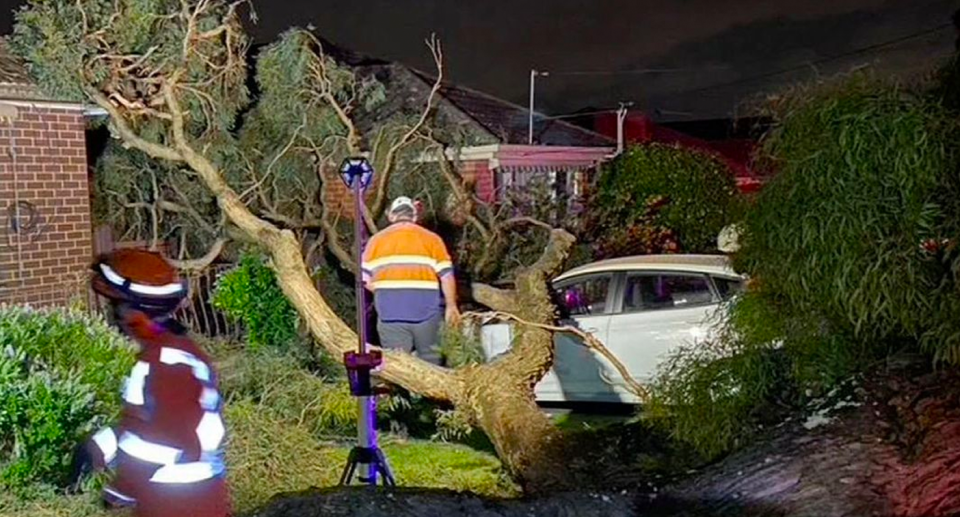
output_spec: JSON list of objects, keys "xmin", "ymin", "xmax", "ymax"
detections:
[
  {"xmin": 361, "ymin": 222, "xmax": 453, "ymax": 323},
  {"xmin": 90, "ymin": 337, "xmax": 228, "ymax": 496}
]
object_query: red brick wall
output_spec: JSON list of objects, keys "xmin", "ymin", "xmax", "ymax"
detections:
[
  {"xmin": 0, "ymin": 104, "xmax": 92, "ymax": 307},
  {"xmin": 459, "ymin": 159, "xmax": 495, "ymax": 203},
  {"xmin": 323, "ymin": 159, "xmax": 497, "ymax": 218},
  {"xmin": 322, "ymin": 164, "xmax": 377, "ymax": 219}
]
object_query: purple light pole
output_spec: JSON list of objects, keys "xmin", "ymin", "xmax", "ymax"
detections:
[{"xmin": 336, "ymin": 157, "xmax": 395, "ymax": 487}]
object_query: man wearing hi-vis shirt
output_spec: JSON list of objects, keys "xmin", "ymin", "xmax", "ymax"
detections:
[{"xmin": 362, "ymin": 196, "xmax": 460, "ymax": 365}]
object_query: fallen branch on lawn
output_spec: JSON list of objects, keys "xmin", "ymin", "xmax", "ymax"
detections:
[{"xmin": 463, "ymin": 310, "xmax": 649, "ymax": 401}]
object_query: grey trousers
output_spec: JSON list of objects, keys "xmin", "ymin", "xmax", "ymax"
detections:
[{"xmin": 377, "ymin": 313, "xmax": 443, "ymax": 366}]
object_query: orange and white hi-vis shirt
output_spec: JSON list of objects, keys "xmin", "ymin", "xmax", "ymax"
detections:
[{"xmin": 361, "ymin": 222, "xmax": 454, "ymax": 323}]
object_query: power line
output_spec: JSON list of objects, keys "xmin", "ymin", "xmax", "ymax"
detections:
[
  {"xmin": 546, "ymin": 66, "xmax": 727, "ymax": 76},
  {"xmin": 537, "ymin": 107, "xmax": 623, "ymax": 120},
  {"xmin": 683, "ymin": 22, "xmax": 952, "ymax": 95}
]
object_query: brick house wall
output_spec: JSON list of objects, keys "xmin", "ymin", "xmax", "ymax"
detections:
[
  {"xmin": 322, "ymin": 158, "xmax": 497, "ymax": 219},
  {"xmin": 0, "ymin": 103, "xmax": 92, "ymax": 307}
]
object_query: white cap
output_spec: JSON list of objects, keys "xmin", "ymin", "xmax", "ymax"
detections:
[{"xmin": 389, "ymin": 196, "xmax": 416, "ymax": 214}]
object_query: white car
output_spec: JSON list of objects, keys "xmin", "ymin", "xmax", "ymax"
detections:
[{"xmin": 478, "ymin": 254, "xmax": 745, "ymax": 405}]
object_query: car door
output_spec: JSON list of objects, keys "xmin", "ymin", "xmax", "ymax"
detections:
[
  {"xmin": 533, "ymin": 272, "xmax": 617, "ymax": 403},
  {"xmin": 603, "ymin": 271, "xmax": 720, "ymax": 388}
]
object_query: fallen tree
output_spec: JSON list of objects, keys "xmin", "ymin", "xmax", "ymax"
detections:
[
  {"xmin": 12, "ymin": 0, "xmax": 643, "ymax": 492},
  {"xmin": 638, "ymin": 355, "xmax": 960, "ymax": 517}
]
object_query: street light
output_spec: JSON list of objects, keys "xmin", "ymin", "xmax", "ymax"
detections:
[
  {"xmin": 528, "ymin": 69, "xmax": 549, "ymax": 145},
  {"xmin": 336, "ymin": 156, "xmax": 396, "ymax": 487}
]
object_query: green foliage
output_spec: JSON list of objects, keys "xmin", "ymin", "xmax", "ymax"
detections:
[
  {"xmin": 223, "ymin": 399, "xmax": 344, "ymax": 514},
  {"xmin": 588, "ymin": 144, "xmax": 741, "ymax": 256},
  {"xmin": 739, "ymin": 76, "xmax": 960, "ymax": 360},
  {"xmin": 214, "ymin": 343, "xmax": 409, "ymax": 439},
  {"xmin": 645, "ymin": 293, "xmax": 793, "ymax": 458},
  {"xmin": 647, "ymin": 74, "xmax": 960, "ymax": 459},
  {"xmin": 12, "ymin": 0, "xmax": 249, "ymax": 133},
  {"xmin": 932, "ymin": 54, "xmax": 960, "ymax": 115},
  {"xmin": 438, "ymin": 324, "xmax": 485, "ymax": 368},
  {"xmin": 212, "ymin": 253, "xmax": 301, "ymax": 352},
  {"xmin": 215, "ymin": 345, "xmax": 515, "ymax": 513},
  {"xmin": 224, "ymin": 396, "xmax": 516, "ymax": 513},
  {"xmin": 310, "ymin": 261, "xmax": 356, "ymax": 330},
  {"xmin": 0, "ymin": 488, "xmax": 112, "ymax": 517},
  {"xmin": 0, "ymin": 307, "xmax": 135, "ymax": 490}
]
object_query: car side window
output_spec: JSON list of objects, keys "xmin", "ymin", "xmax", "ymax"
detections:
[
  {"xmin": 713, "ymin": 276, "xmax": 744, "ymax": 301},
  {"xmin": 622, "ymin": 273, "xmax": 715, "ymax": 312},
  {"xmin": 555, "ymin": 275, "xmax": 612, "ymax": 316}
]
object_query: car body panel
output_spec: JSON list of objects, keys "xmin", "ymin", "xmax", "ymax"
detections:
[{"xmin": 477, "ymin": 254, "xmax": 744, "ymax": 405}]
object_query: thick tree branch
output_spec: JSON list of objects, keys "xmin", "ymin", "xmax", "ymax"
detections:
[
  {"xmin": 470, "ymin": 283, "xmax": 519, "ymax": 313},
  {"xmin": 527, "ymin": 229, "xmax": 577, "ymax": 278},
  {"xmin": 156, "ymin": 80, "xmax": 456, "ymax": 399},
  {"xmin": 465, "ymin": 310, "xmax": 649, "ymax": 401},
  {"xmin": 90, "ymin": 90, "xmax": 183, "ymax": 162}
]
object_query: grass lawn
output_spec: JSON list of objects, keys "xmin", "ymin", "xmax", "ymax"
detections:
[{"xmin": 0, "ymin": 426, "xmax": 516, "ymax": 517}]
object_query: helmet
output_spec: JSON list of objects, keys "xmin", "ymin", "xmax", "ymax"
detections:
[{"xmin": 91, "ymin": 249, "xmax": 188, "ymax": 314}]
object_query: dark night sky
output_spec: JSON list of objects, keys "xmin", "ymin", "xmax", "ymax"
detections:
[{"xmin": 1, "ymin": 0, "xmax": 957, "ymax": 121}]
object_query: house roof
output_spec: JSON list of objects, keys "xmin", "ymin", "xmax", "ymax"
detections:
[
  {"xmin": 0, "ymin": 40, "xmax": 48, "ymax": 101},
  {"xmin": 309, "ymin": 37, "xmax": 612, "ymax": 147},
  {"xmin": 408, "ymin": 70, "xmax": 613, "ymax": 147}
]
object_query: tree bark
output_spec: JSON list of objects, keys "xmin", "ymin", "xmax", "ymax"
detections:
[{"xmin": 98, "ymin": 83, "xmax": 583, "ymax": 492}]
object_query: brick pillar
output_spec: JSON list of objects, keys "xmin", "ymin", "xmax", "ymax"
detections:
[{"xmin": 0, "ymin": 103, "xmax": 92, "ymax": 307}]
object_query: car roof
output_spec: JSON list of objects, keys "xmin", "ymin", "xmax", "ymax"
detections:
[{"xmin": 555, "ymin": 254, "xmax": 741, "ymax": 282}]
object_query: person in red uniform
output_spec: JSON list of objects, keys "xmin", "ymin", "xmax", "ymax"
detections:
[{"xmin": 77, "ymin": 249, "xmax": 230, "ymax": 517}]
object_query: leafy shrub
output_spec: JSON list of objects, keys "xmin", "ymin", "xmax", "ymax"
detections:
[
  {"xmin": 0, "ymin": 307, "xmax": 134, "ymax": 490},
  {"xmin": 645, "ymin": 292, "xmax": 793, "ymax": 457},
  {"xmin": 739, "ymin": 76, "xmax": 960, "ymax": 362},
  {"xmin": 438, "ymin": 324, "xmax": 485, "ymax": 368},
  {"xmin": 587, "ymin": 144, "xmax": 741, "ymax": 257},
  {"xmin": 648, "ymin": 75, "xmax": 960, "ymax": 458},
  {"xmin": 212, "ymin": 253, "xmax": 301, "ymax": 352},
  {"xmin": 214, "ymin": 345, "xmax": 409, "ymax": 439}
]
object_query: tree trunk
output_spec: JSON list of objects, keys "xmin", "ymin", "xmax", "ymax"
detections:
[
  {"xmin": 458, "ymin": 364, "xmax": 566, "ymax": 493},
  {"xmin": 104, "ymin": 86, "xmax": 581, "ymax": 493}
]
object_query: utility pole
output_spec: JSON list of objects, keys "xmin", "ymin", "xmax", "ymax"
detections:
[
  {"xmin": 616, "ymin": 102, "xmax": 629, "ymax": 155},
  {"xmin": 528, "ymin": 69, "xmax": 548, "ymax": 145}
]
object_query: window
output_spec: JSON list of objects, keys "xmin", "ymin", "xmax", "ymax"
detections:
[
  {"xmin": 554, "ymin": 275, "xmax": 611, "ymax": 316},
  {"xmin": 622, "ymin": 273, "xmax": 715, "ymax": 312},
  {"xmin": 713, "ymin": 276, "xmax": 744, "ymax": 301}
]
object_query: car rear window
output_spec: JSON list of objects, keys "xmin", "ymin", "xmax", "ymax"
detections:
[{"xmin": 713, "ymin": 276, "xmax": 744, "ymax": 301}]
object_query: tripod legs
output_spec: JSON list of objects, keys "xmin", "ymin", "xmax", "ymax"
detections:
[{"xmin": 338, "ymin": 446, "xmax": 396, "ymax": 486}]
